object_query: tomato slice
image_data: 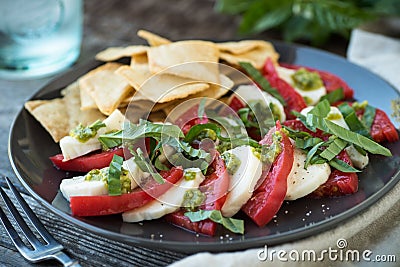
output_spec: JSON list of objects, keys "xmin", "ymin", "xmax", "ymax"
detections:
[
  {"xmin": 228, "ymin": 95, "xmax": 246, "ymax": 112},
  {"xmin": 172, "ymin": 104, "xmax": 208, "ymax": 135},
  {"xmin": 309, "ymin": 150, "xmax": 358, "ymax": 198},
  {"xmin": 370, "ymin": 109, "xmax": 399, "ymax": 143},
  {"xmin": 279, "ymin": 63, "xmax": 354, "ymax": 99},
  {"xmin": 49, "ymin": 148, "xmax": 125, "ymax": 173},
  {"xmin": 263, "ymin": 59, "xmax": 307, "ymax": 119},
  {"xmin": 164, "ymin": 152, "xmax": 229, "ymax": 236},
  {"xmin": 69, "ymin": 167, "xmax": 183, "ymax": 216},
  {"xmin": 242, "ymin": 122, "xmax": 294, "ymax": 227}
]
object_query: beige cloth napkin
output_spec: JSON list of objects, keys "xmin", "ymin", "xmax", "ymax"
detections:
[{"xmin": 170, "ymin": 29, "xmax": 400, "ymax": 267}]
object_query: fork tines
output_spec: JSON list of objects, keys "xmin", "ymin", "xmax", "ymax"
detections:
[{"xmin": 0, "ymin": 177, "xmax": 80, "ymax": 266}]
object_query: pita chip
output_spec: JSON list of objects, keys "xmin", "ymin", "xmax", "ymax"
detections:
[
  {"xmin": 95, "ymin": 45, "xmax": 149, "ymax": 62},
  {"xmin": 219, "ymin": 41, "xmax": 279, "ymax": 69},
  {"xmin": 25, "ymin": 98, "xmax": 69, "ymax": 142},
  {"xmin": 79, "ymin": 63, "xmax": 133, "ymax": 115},
  {"xmin": 147, "ymin": 40, "xmax": 220, "ymax": 83},
  {"xmin": 216, "ymin": 40, "xmax": 271, "ymax": 55},
  {"xmin": 137, "ymin": 29, "xmax": 171, "ymax": 46}
]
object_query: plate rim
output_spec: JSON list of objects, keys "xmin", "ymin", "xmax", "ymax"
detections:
[{"xmin": 8, "ymin": 40, "xmax": 400, "ymax": 253}]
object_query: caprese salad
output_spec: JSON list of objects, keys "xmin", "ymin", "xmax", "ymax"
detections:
[{"xmin": 50, "ymin": 59, "xmax": 399, "ymax": 236}]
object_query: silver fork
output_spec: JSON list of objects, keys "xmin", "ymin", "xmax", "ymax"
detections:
[{"xmin": 0, "ymin": 177, "xmax": 81, "ymax": 266}]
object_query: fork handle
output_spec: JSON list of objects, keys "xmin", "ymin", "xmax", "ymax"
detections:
[{"xmin": 51, "ymin": 251, "xmax": 82, "ymax": 267}]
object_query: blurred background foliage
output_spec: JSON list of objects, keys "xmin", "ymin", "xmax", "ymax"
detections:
[{"xmin": 214, "ymin": 0, "xmax": 400, "ymax": 45}]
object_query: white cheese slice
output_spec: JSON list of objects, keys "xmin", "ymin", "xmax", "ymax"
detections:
[
  {"xmin": 60, "ymin": 176, "xmax": 108, "ymax": 201},
  {"xmin": 59, "ymin": 109, "xmax": 125, "ymax": 161},
  {"xmin": 122, "ymin": 168, "xmax": 205, "ymax": 222},
  {"xmin": 221, "ymin": 145, "xmax": 263, "ymax": 217},
  {"xmin": 232, "ymin": 84, "xmax": 286, "ymax": 122},
  {"xmin": 122, "ymin": 157, "xmax": 151, "ymax": 189},
  {"xmin": 276, "ymin": 66, "xmax": 326, "ymax": 106},
  {"xmin": 285, "ymin": 147, "xmax": 331, "ymax": 200}
]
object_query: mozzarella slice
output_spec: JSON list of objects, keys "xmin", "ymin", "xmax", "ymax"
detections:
[
  {"xmin": 345, "ymin": 145, "xmax": 369, "ymax": 169},
  {"xmin": 122, "ymin": 168, "xmax": 205, "ymax": 222},
  {"xmin": 276, "ymin": 66, "xmax": 326, "ymax": 105},
  {"xmin": 60, "ymin": 176, "xmax": 108, "ymax": 201},
  {"xmin": 233, "ymin": 84, "xmax": 286, "ymax": 122},
  {"xmin": 221, "ymin": 145, "xmax": 263, "ymax": 217},
  {"xmin": 60, "ymin": 157, "xmax": 147, "ymax": 201},
  {"xmin": 285, "ymin": 147, "xmax": 331, "ymax": 200},
  {"xmin": 60, "ymin": 109, "xmax": 126, "ymax": 161},
  {"xmin": 122, "ymin": 157, "xmax": 151, "ymax": 189}
]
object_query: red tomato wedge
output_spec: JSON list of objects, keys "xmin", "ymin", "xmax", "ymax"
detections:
[
  {"xmin": 263, "ymin": 59, "xmax": 307, "ymax": 119},
  {"xmin": 309, "ymin": 151, "xmax": 358, "ymax": 198},
  {"xmin": 228, "ymin": 95, "xmax": 246, "ymax": 112},
  {"xmin": 242, "ymin": 122, "xmax": 294, "ymax": 227},
  {"xmin": 279, "ymin": 63, "xmax": 354, "ymax": 99},
  {"xmin": 163, "ymin": 210, "xmax": 216, "ymax": 236},
  {"xmin": 70, "ymin": 167, "xmax": 183, "ymax": 216},
  {"xmin": 164, "ymin": 153, "xmax": 229, "ymax": 236},
  {"xmin": 172, "ymin": 104, "xmax": 208, "ymax": 135},
  {"xmin": 50, "ymin": 148, "xmax": 125, "ymax": 173},
  {"xmin": 370, "ymin": 109, "xmax": 399, "ymax": 143}
]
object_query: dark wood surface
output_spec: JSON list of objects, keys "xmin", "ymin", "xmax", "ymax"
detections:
[{"xmin": 0, "ymin": 0, "xmax": 362, "ymax": 266}]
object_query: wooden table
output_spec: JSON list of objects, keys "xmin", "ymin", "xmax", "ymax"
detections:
[{"xmin": 1, "ymin": 1, "xmax": 390, "ymax": 266}]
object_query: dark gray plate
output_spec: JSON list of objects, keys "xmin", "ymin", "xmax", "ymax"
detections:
[{"xmin": 8, "ymin": 42, "xmax": 400, "ymax": 253}]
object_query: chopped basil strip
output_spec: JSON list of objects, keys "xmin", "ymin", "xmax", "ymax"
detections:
[
  {"xmin": 362, "ymin": 105, "xmax": 376, "ymax": 130},
  {"xmin": 99, "ymin": 120, "xmax": 184, "ymax": 149},
  {"xmin": 184, "ymin": 123, "xmax": 230, "ymax": 143},
  {"xmin": 319, "ymin": 138, "xmax": 347, "ymax": 161},
  {"xmin": 324, "ymin": 120, "xmax": 391, "ymax": 156},
  {"xmin": 295, "ymin": 137, "xmax": 323, "ymax": 150},
  {"xmin": 319, "ymin": 88, "xmax": 344, "ymax": 104},
  {"xmin": 238, "ymin": 61, "xmax": 286, "ymax": 105},
  {"xmin": 107, "ymin": 154, "xmax": 124, "ymax": 196},
  {"xmin": 344, "ymin": 112, "xmax": 370, "ymax": 138},
  {"xmin": 329, "ymin": 158, "xmax": 361, "ymax": 173},
  {"xmin": 184, "ymin": 210, "xmax": 244, "ymax": 234},
  {"xmin": 309, "ymin": 99, "xmax": 331, "ymax": 117},
  {"xmin": 70, "ymin": 120, "xmax": 106, "ymax": 143},
  {"xmin": 305, "ymin": 141, "xmax": 324, "ymax": 168}
]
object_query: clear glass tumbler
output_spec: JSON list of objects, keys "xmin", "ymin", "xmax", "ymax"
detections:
[{"xmin": 0, "ymin": 0, "xmax": 83, "ymax": 79}]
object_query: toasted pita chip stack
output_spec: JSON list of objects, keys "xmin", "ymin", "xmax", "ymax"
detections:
[{"xmin": 25, "ymin": 83, "xmax": 105, "ymax": 142}]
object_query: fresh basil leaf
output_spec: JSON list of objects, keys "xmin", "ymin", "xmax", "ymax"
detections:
[
  {"xmin": 107, "ymin": 154, "xmax": 124, "ymax": 196},
  {"xmin": 184, "ymin": 209, "xmax": 244, "ymax": 234},
  {"xmin": 308, "ymin": 99, "xmax": 331, "ymax": 117},
  {"xmin": 305, "ymin": 141, "xmax": 325, "ymax": 169},
  {"xmin": 329, "ymin": 158, "xmax": 361, "ymax": 173},
  {"xmin": 99, "ymin": 120, "xmax": 184, "ymax": 149},
  {"xmin": 184, "ymin": 123, "xmax": 230, "ymax": 143},
  {"xmin": 238, "ymin": 61, "xmax": 286, "ymax": 105},
  {"xmin": 98, "ymin": 130, "xmax": 123, "ymax": 149},
  {"xmin": 295, "ymin": 137, "xmax": 323, "ymax": 150},
  {"xmin": 292, "ymin": 111, "xmax": 317, "ymax": 132},
  {"xmin": 362, "ymin": 104, "xmax": 376, "ymax": 130},
  {"xmin": 130, "ymin": 148, "xmax": 165, "ymax": 184},
  {"xmin": 344, "ymin": 112, "xmax": 371, "ymax": 138},
  {"xmin": 319, "ymin": 88, "xmax": 344, "ymax": 104},
  {"xmin": 319, "ymin": 138, "xmax": 347, "ymax": 161},
  {"xmin": 324, "ymin": 119, "xmax": 391, "ymax": 156},
  {"xmin": 338, "ymin": 102, "xmax": 354, "ymax": 118},
  {"xmin": 154, "ymin": 156, "xmax": 170, "ymax": 171},
  {"xmin": 283, "ymin": 125, "xmax": 312, "ymax": 139}
]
